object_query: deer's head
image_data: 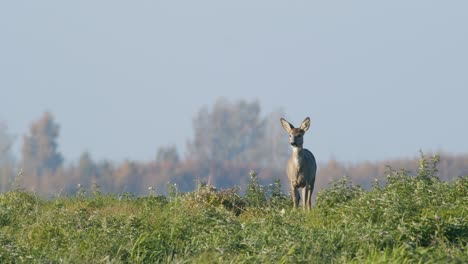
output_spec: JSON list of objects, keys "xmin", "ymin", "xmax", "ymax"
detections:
[{"xmin": 280, "ymin": 117, "xmax": 310, "ymax": 149}]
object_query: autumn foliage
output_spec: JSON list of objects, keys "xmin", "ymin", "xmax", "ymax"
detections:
[{"xmin": 1, "ymin": 99, "xmax": 468, "ymax": 197}]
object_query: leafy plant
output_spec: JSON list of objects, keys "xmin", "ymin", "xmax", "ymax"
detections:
[
  {"xmin": 244, "ymin": 170, "xmax": 267, "ymax": 207},
  {"xmin": 0, "ymin": 157, "xmax": 466, "ymax": 263}
]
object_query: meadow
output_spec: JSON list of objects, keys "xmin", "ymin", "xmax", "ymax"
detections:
[{"xmin": 0, "ymin": 155, "xmax": 466, "ymax": 263}]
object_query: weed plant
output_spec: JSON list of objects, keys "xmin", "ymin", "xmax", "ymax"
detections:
[{"xmin": 0, "ymin": 154, "xmax": 466, "ymax": 263}]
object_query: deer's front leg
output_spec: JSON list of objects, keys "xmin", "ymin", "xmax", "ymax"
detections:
[
  {"xmin": 291, "ymin": 188, "xmax": 300, "ymax": 208},
  {"xmin": 302, "ymin": 189, "xmax": 309, "ymax": 210},
  {"xmin": 305, "ymin": 185, "xmax": 312, "ymax": 210}
]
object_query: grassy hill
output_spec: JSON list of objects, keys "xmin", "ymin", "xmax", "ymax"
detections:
[{"xmin": 0, "ymin": 157, "xmax": 466, "ymax": 263}]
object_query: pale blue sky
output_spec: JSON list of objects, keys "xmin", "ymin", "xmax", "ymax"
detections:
[{"xmin": 1, "ymin": 1, "xmax": 467, "ymax": 163}]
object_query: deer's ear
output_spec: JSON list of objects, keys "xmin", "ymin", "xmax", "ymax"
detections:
[
  {"xmin": 280, "ymin": 118, "xmax": 294, "ymax": 133},
  {"xmin": 300, "ymin": 117, "xmax": 310, "ymax": 132}
]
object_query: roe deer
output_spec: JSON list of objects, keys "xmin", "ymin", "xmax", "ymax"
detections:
[{"xmin": 280, "ymin": 117, "xmax": 317, "ymax": 209}]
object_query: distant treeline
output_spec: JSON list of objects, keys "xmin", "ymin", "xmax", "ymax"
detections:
[{"xmin": 1, "ymin": 99, "xmax": 467, "ymax": 196}]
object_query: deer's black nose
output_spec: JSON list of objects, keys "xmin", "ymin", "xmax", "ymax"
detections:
[{"xmin": 290, "ymin": 142, "xmax": 297, "ymax": 147}]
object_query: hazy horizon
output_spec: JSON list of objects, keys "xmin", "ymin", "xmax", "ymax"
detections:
[{"xmin": 1, "ymin": 1, "xmax": 467, "ymax": 164}]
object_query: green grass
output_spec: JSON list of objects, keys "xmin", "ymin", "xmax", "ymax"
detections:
[{"xmin": 0, "ymin": 156, "xmax": 467, "ymax": 263}]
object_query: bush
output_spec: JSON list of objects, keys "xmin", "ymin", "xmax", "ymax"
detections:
[
  {"xmin": 244, "ymin": 171, "xmax": 267, "ymax": 207},
  {"xmin": 315, "ymin": 176, "xmax": 363, "ymax": 210},
  {"xmin": 184, "ymin": 182, "xmax": 245, "ymax": 216},
  {"xmin": 0, "ymin": 156, "xmax": 466, "ymax": 263}
]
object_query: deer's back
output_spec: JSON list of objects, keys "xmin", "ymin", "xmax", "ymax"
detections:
[{"xmin": 302, "ymin": 149, "xmax": 317, "ymax": 178}]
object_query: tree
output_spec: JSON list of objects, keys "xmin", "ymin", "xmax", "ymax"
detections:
[
  {"xmin": 114, "ymin": 160, "xmax": 141, "ymax": 193},
  {"xmin": 0, "ymin": 122, "xmax": 15, "ymax": 191},
  {"xmin": 256, "ymin": 109, "xmax": 290, "ymax": 168},
  {"xmin": 187, "ymin": 98, "xmax": 264, "ymax": 163},
  {"xmin": 78, "ymin": 151, "xmax": 97, "ymax": 187},
  {"xmin": 156, "ymin": 145, "xmax": 180, "ymax": 164},
  {"xmin": 0, "ymin": 122, "xmax": 14, "ymax": 163},
  {"xmin": 21, "ymin": 112, "xmax": 63, "ymax": 176}
]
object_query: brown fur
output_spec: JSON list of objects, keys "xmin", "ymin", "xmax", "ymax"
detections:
[{"xmin": 280, "ymin": 117, "xmax": 317, "ymax": 209}]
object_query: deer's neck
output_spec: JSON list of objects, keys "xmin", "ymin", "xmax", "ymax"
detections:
[
  {"xmin": 291, "ymin": 147, "xmax": 304, "ymax": 171},
  {"xmin": 292, "ymin": 146, "xmax": 303, "ymax": 156}
]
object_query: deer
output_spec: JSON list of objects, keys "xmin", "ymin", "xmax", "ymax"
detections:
[{"xmin": 280, "ymin": 117, "xmax": 317, "ymax": 210}]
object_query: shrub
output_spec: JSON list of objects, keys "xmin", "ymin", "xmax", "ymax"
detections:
[
  {"xmin": 315, "ymin": 176, "xmax": 363, "ymax": 210},
  {"xmin": 244, "ymin": 171, "xmax": 267, "ymax": 207},
  {"xmin": 0, "ymin": 156, "xmax": 466, "ymax": 263}
]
